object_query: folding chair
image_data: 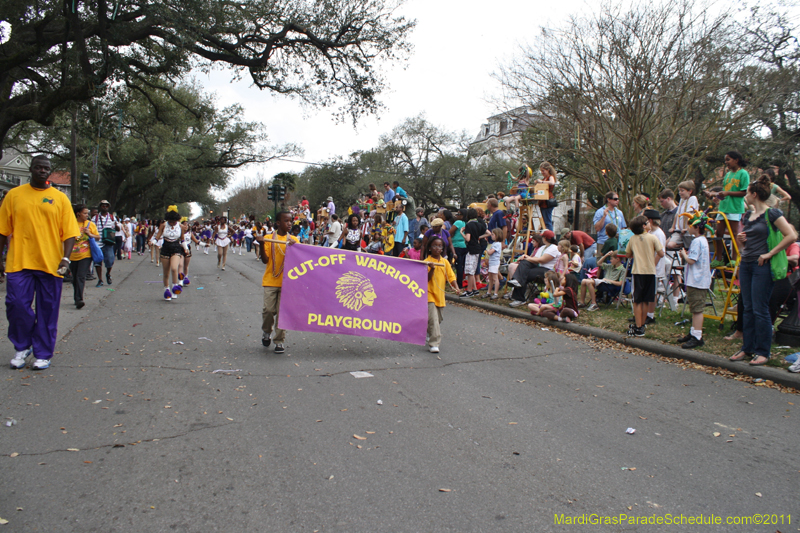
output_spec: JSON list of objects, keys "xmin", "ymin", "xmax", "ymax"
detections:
[{"xmin": 615, "ymin": 258, "xmax": 634, "ymax": 310}]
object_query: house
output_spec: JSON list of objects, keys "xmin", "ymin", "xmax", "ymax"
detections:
[
  {"xmin": 468, "ymin": 107, "xmax": 539, "ymax": 168},
  {"xmin": 48, "ymin": 170, "xmax": 72, "ymax": 197},
  {"xmin": 0, "ymin": 148, "xmax": 30, "ymax": 198}
]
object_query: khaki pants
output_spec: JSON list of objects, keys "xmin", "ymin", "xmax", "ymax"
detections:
[
  {"xmin": 262, "ymin": 286, "xmax": 286, "ymax": 343},
  {"xmin": 427, "ymin": 302, "xmax": 443, "ymax": 347}
]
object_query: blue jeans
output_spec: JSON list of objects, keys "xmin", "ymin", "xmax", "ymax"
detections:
[
  {"xmin": 541, "ymin": 206, "xmax": 554, "ymax": 231},
  {"xmin": 95, "ymin": 244, "xmax": 115, "ymax": 270},
  {"xmin": 245, "ymin": 236, "xmax": 253, "ymax": 253},
  {"xmin": 580, "ymin": 257, "xmax": 597, "ymax": 281},
  {"xmin": 740, "ymin": 260, "xmax": 775, "ymax": 358}
]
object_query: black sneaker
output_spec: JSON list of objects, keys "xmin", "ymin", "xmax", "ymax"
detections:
[
  {"xmin": 676, "ymin": 334, "xmax": 692, "ymax": 344},
  {"xmin": 96, "ymin": 280, "xmax": 104, "ymax": 288},
  {"xmin": 459, "ymin": 291, "xmax": 474, "ymax": 298},
  {"xmin": 645, "ymin": 316, "xmax": 656, "ymax": 325},
  {"xmin": 627, "ymin": 324, "xmax": 636, "ymax": 336},
  {"xmin": 681, "ymin": 336, "xmax": 704, "ymax": 349},
  {"xmin": 634, "ymin": 326, "xmax": 646, "ymax": 337},
  {"xmin": 261, "ymin": 332, "xmax": 271, "ymax": 347},
  {"xmin": 106, "ymin": 273, "xmax": 112, "ymax": 285},
  {"xmin": 274, "ymin": 343, "xmax": 285, "ymax": 354}
]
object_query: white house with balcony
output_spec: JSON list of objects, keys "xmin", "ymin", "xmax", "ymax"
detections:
[{"xmin": 468, "ymin": 107, "xmax": 539, "ymax": 168}]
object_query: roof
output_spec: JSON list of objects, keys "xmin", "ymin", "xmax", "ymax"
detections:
[
  {"xmin": 0, "ymin": 147, "xmax": 29, "ymax": 169},
  {"xmin": 48, "ymin": 171, "xmax": 71, "ymax": 185}
]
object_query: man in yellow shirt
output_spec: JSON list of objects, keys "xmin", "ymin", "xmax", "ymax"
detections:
[
  {"xmin": 255, "ymin": 212, "xmax": 298, "ymax": 354},
  {"xmin": 0, "ymin": 156, "xmax": 80, "ymax": 370}
]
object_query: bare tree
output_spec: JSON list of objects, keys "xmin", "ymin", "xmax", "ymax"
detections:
[{"xmin": 496, "ymin": 0, "xmax": 768, "ymax": 215}]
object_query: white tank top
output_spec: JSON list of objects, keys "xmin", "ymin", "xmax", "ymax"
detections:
[
  {"xmin": 217, "ymin": 225, "xmax": 228, "ymax": 239},
  {"xmin": 163, "ymin": 222, "xmax": 181, "ymax": 242}
]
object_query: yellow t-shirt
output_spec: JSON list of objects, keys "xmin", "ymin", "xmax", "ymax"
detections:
[
  {"xmin": 426, "ymin": 255, "xmax": 456, "ymax": 307},
  {"xmin": 261, "ymin": 232, "xmax": 299, "ymax": 287},
  {"xmin": 625, "ymin": 232, "xmax": 663, "ymax": 275},
  {"xmin": 70, "ymin": 220, "xmax": 99, "ymax": 261},
  {"xmin": 0, "ymin": 184, "xmax": 80, "ymax": 277}
]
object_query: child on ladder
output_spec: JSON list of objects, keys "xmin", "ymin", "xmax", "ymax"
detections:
[{"xmin": 505, "ymin": 165, "xmax": 532, "ymax": 214}]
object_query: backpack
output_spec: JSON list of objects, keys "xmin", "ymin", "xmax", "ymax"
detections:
[
  {"xmin": 617, "ymin": 228, "xmax": 633, "ymax": 253},
  {"xmin": 95, "ymin": 214, "xmax": 117, "ymax": 246}
]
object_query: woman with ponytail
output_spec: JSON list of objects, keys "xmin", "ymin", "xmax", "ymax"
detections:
[{"xmin": 729, "ymin": 175, "xmax": 797, "ymax": 366}]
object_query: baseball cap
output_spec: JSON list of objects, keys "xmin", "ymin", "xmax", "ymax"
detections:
[
  {"xmin": 542, "ymin": 230, "xmax": 555, "ymax": 241},
  {"xmin": 643, "ymin": 209, "xmax": 661, "ymax": 220}
]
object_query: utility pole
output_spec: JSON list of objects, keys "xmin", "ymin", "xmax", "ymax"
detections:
[{"xmin": 70, "ymin": 108, "xmax": 79, "ymax": 204}]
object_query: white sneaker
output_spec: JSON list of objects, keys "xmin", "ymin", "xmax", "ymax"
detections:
[
  {"xmin": 10, "ymin": 348, "xmax": 31, "ymax": 369},
  {"xmin": 32, "ymin": 358, "xmax": 51, "ymax": 370},
  {"xmin": 789, "ymin": 359, "xmax": 800, "ymax": 373},
  {"xmin": 429, "ymin": 346, "xmax": 440, "ymax": 353}
]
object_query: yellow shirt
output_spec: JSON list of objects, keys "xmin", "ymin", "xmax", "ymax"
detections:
[
  {"xmin": 625, "ymin": 232, "xmax": 663, "ymax": 275},
  {"xmin": 261, "ymin": 232, "xmax": 299, "ymax": 287},
  {"xmin": 0, "ymin": 184, "xmax": 80, "ymax": 277},
  {"xmin": 425, "ymin": 255, "xmax": 456, "ymax": 307},
  {"xmin": 70, "ymin": 220, "xmax": 99, "ymax": 261}
]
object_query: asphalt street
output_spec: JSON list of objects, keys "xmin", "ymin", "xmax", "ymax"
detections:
[{"xmin": 1, "ymin": 247, "xmax": 798, "ymax": 532}]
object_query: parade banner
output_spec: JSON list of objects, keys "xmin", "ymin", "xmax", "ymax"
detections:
[{"xmin": 278, "ymin": 244, "xmax": 428, "ymax": 345}]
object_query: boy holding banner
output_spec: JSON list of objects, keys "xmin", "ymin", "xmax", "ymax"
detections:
[
  {"xmin": 425, "ymin": 236, "xmax": 461, "ymax": 353},
  {"xmin": 256, "ymin": 212, "xmax": 298, "ymax": 354}
]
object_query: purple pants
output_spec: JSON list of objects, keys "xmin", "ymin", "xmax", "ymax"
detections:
[{"xmin": 6, "ymin": 270, "xmax": 63, "ymax": 360}]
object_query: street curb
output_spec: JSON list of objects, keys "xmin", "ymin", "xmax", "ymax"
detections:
[{"xmin": 446, "ymin": 294, "xmax": 800, "ymax": 391}]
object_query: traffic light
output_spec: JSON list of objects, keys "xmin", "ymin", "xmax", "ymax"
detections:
[
  {"xmin": 267, "ymin": 185, "xmax": 275, "ymax": 201},
  {"xmin": 80, "ymin": 173, "xmax": 90, "ymax": 190},
  {"xmin": 567, "ymin": 208, "xmax": 574, "ymax": 224},
  {"xmin": 278, "ymin": 186, "xmax": 286, "ymax": 201}
]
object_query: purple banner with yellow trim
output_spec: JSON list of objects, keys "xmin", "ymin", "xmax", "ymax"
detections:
[{"xmin": 278, "ymin": 244, "xmax": 428, "ymax": 345}]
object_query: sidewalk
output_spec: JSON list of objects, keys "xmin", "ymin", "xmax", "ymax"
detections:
[{"xmin": 446, "ymin": 294, "xmax": 800, "ymax": 391}]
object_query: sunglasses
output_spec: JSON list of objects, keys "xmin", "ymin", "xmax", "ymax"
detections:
[{"xmin": 611, "ymin": 197, "xmax": 619, "ymax": 201}]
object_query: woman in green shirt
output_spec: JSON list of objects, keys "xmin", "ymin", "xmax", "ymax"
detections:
[{"xmin": 707, "ymin": 151, "xmax": 749, "ymax": 266}]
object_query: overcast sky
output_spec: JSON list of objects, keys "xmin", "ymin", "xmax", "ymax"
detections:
[{"xmin": 198, "ymin": 0, "xmax": 586, "ymax": 200}]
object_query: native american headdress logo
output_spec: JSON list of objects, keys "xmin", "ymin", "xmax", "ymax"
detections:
[{"xmin": 335, "ymin": 271, "xmax": 377, "ymax": 311}]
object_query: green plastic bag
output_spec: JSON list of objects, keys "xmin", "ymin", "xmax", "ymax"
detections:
[{"xmin": 766, "ymin": 208, "xmax": 788, "ymax": 281}]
